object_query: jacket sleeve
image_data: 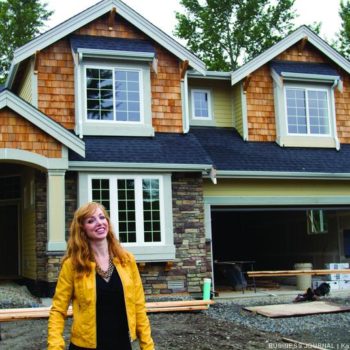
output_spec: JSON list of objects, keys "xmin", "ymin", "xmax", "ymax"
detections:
[
  {"xmin": 47, "ymin": 259, "xmax": 74, "ymax": 350},
  {"xmin": 130, "ymin": 255, "xmax": 155, "ymax": 350}
]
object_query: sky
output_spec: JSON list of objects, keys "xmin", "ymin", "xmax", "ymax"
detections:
[{"xmin": 44, "ymin": 0, "xmax": 342, "ymax": 43}]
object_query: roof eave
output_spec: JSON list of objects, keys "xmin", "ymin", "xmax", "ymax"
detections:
[
  {"xmin": 68, "ymin": 161, "xmax": 213, "ymax": 172},
  {"xmin": 210, "ymin": 170, "xmax": 350, "ymax": 180}
]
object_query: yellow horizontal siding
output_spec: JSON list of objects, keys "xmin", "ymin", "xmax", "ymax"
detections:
[
  {"xmin": 188, "ymin": 79, "xmax": 233, "ymax": 127},
  {"xmin": 18, "ymin": 63, "xmax": 33, "ymax": 104},
  {"xmin": 233, "ymin": 84, "xmax": 243, "ymax": 136}
]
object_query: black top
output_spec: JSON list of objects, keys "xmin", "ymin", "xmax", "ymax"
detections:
[{"xmin": 69, "ymin": 267, "xmax": 131, "ymax": 350}]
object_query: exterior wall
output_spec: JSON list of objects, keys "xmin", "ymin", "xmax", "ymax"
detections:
[
  {"xmin": 188, "ymin": 78, "xmax": 233, "ymax": 127},
  {"xmin": 245, "ymin": 41, "xmax": 350, "ymax": 143},
  {"xmin": 246, "ymin": 64, "xmax": 275, "ymax": 141},
  {"xmin": 203, "ymin": 178, "xmax": 350, "ymax": 198},
  {"xmin": 233, "ymin": 83, "xmax": 244, "ymax": 137},
  {"xmin": 36, "ymin": 14, "xmax": 183, "ymax": 133},
  {"xmin": 0, "ymin": 108, "xmax": 62, "ymax": 158},
  {"xmin": 37, "ymin": 39, "xmax": 75, "ymax": 130},
  {"xmin": 18, "ymin": 60, "xmax": 33, "ymax": 104},
  {"xmin": 21, "ymin": 168, "xmax": 37, "ymax": 280}
]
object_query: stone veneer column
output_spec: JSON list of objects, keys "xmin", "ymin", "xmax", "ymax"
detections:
[{"xmin": 171, "ymin": 172, "xmax": 209, "ymax": 294}]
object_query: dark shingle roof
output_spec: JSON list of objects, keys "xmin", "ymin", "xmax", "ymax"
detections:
[
  {"xmin": 191, "ymin": 127, "xmax": 350, "ymax": 173},
  {"xmin": 69, "ymin": 127, "xmax": 350, "ymax": 174},
  {"xmin": 70, "ymin": 35, "xmax": 155, "ymax": 54},
  {"xmin": 270, "ymin": 60, "xmax": 339, "ymax": 77},
  {"xmin": 69, "ymin": 132, "xmax": 212, "ymax": 166}
]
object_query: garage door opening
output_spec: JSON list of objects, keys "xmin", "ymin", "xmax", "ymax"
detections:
[{"xmin": 211, "ymin": 206, "xmax": 350, "ymax": 292}]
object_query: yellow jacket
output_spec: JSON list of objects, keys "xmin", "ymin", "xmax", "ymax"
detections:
[{"xmin": 47, "ymin": 254, "xmax": 154, "ymax": 350}]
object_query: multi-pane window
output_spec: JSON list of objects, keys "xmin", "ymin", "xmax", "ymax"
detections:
[
  {"xmin": 286, "ymin": 87, "xmax": 330, "ymax": 135},
  {"xmin": 86, "ymin": 67, "xmax": 141, "ymax": 122},
  {"xmin": 143, "ymin": 179, "xmax": 161, "ymax": 242},
  {"xmin": 192, "ymin": 89, "xmax": 211, "ymax": 119},
  {"xmin": 90, "ymin": 176, "xmax": 162, "ymax": 245}
]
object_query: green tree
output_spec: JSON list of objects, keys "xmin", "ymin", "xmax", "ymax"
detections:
[
  {"xmin": 174, "ymin": 0, "xmax": 297, "ymax": 71},
  {"xmin": 0, "ymin": 0, "xmax": 53, "ymax": 84},
  {"xmin": 336, "ymin": 0, "xmax": 350, "ymax": 59}
]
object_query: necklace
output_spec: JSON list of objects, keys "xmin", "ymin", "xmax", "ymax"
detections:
[{"xmin": 95, "ymin": 257, "xmax": 114, "ymax": 282}]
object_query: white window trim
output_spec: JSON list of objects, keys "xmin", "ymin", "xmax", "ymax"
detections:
[
  {"xmin": 190, "ymin": 88, "xmax": 213, "ymax": 121},
  {"xmin": 78, "ymin": 172, "xmax": 175, "ymax": 261},
  {"xmin": 75, "ymin": 59, "xmax": 154, "ymax": 137},
  {"xmin": 272, "ymin": 76, "xmax": 340, "ymax": 149},
  {"xmin": 284, "ymin": 85, "xmax": 331, "ymax": 137}
]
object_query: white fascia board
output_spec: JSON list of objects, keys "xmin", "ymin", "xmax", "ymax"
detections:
[
  {"xmin": 210, "ymin": 170, "xmax": 350, "ymax": 180},
  {"xmin": 68, "ymin": 161, "xmax": 212, "ymax": 172},
  {"xmin": 0, "ymin": 91, "xmax": 85, "ymax": 157},
  {"xmin": 77, "ymin": 48, "xmax": 155, "ymax": 61},
  {"xmin": 188, "ymin": 71, "xmax": 231, "ymax": 80},
  {"xmin": 10, "ymin": 0, "xmax": 206, "ymax": 80},
  {"xmin": 281, "ymin": 72, "xmax": 340, "ymax": 82},
  {"xmin": 231, "ymin": 26, "xmax": 350, "ymax": 86}
]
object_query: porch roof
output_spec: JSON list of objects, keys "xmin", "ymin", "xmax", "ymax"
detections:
[{"xmin": 68, "ymin": 132, "xmax": 213, "ymax": 171}]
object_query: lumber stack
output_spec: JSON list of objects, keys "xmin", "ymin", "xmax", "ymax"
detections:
[
  {"xmin": 247, "ymin": 269, "xmax": 350, "ymax": 278},
  {"xmin": 0, "ymin": 300, "xmax": 215, "ymax": 322}
]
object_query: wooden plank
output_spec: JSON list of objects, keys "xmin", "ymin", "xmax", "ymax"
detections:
[
  {"xmin": 146, "ymin": 300, "xmax": 214, "ymax": 308},
  {"xmin": 248, "ymin": 269, "xmax": 350, "ymax": 277},
  {"xmin": 147, "ymin": 305, "xmax": 209, "ymax": 313},
  {"xmin": 0, "ymin": 300, "xmax": 214, "ymax": 322},
  {"xmin": 244, "ymin": 301, "xmax": 350, "ymax": 318}
]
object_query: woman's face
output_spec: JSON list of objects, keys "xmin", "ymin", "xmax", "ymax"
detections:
[{"xmin": 82, "ymin": 207, "xmax": 109, "ymax": 242}]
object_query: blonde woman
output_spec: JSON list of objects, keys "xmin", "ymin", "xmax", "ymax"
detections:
[{"xmin": 48, "ymin": 202, "xmax": 154, "ymax": 350}]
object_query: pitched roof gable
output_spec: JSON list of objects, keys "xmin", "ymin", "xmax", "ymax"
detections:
[
  {"xmin": 0, "ymin": 90, "xmax": 85, "ymax": 157},
  {"xmin": 231, "ymin": 26, "xmax": 350, "ymax": 86},
  {"xmin": 7, "ymin": 0, "xmax": 205, "ymax": 87}
]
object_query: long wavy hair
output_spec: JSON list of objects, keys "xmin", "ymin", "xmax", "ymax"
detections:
[{"xmin": 63, "ymin": 202, "xmax": 130, "ymax": 276}]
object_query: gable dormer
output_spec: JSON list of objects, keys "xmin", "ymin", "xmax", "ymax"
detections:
[{"xmin": 231, "ymin": 26, "xmax": 350, "ymax": 149}]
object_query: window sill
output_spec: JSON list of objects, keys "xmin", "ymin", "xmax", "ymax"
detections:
[
  {"xmin": 81, "ymin": 123, "xmax": 155, "ymax": 137},
  {"xmin": 277, "ymin": 135, "xmax": 339, "ymax": 149},
  {"xmin": 126, "ymin": 244, "xmax": 176, "ymax": 262}
]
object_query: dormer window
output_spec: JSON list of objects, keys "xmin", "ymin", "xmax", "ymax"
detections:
[
  {"xmin": 72, "ymin": 35, "xmax": 156, "ymax": 137},
  {"xmin": 86, "ymin": 67, "xmax": 142, "ymax": 122},
  {"xmin": 285, "ymin": 87, "xmax": 330, "ymax": 135},
  {"xmin": 192, "ymin": 89, "xmax": 212, "ymax": 120},
  {"xmin": 271, "ymin": 61, "xmax": 341, "ymax": 149}
]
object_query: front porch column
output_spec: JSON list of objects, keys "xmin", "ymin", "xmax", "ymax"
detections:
[{"xmin": 47, "ymin": 169, "xmax": 66, "ymax": 251}]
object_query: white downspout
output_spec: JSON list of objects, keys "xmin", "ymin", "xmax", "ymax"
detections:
[{"xmin": 181, "ymin": 70, "xmax": 190, "ymax": 133}]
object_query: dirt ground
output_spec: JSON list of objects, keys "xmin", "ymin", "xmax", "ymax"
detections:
[{"xmin": 0, "ymin": 308, "xmax": 288, "ymax": 350}]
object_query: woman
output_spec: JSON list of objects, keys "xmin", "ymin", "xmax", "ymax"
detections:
[{"xmin": 48, "ymin": 202, "xmax": 155, "ymax": 350}]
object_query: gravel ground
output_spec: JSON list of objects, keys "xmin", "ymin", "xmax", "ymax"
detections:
[{"xmin": 1, "ymin": 281, "xmax": 350, "ymax": 349}]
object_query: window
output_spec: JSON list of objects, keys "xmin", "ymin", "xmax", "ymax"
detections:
[
  {"xmin": 90, "ymin": 175, "xmax": 163, "ymax": 245},
  {"xmin": 191, "ymin": 89, "xmax": 212, "ymax": 120},
  {"xmin": 80, "ymin": 173, "xmax": 175, "ymax": 261},
  {"xmin": 86, "ymin": 67, "xmax": 142, "ymax": 123},
  {"xmin": 76, "ymin": 61, "xmax": 154, "ymax": 137},
  {"xmin": 307, "ymin": 209, "xmax": 328, "ymax": 234},
  {"xmin": 285, "ymin": 87, "xmax": 330, "ymax": 136}
]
